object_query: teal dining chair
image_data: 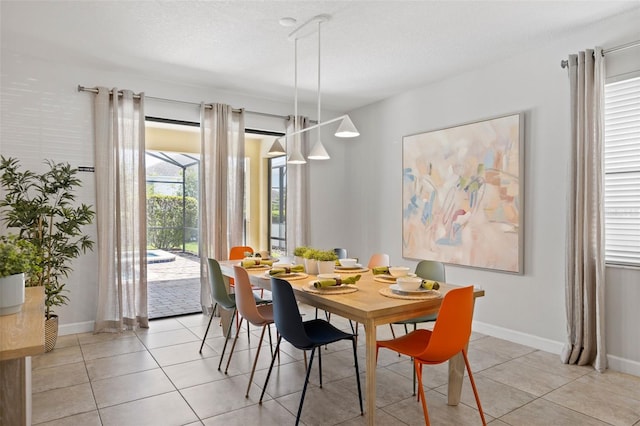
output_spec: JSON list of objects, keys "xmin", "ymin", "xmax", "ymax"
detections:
[{"xmin": 198, "ymin": 258, "xmax": 270, "ymax": 371}]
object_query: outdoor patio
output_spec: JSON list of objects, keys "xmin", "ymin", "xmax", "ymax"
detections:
[{"xmin": 147, "ymin": 252, "xmax": 201, "ymax": 319}]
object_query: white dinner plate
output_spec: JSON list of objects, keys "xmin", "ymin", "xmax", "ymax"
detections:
[
  {"xmin": 389, "ymin": 283, "xmax": 437, "ymax": 295},
  {"xmin": 335, "ymin": 264, "xmax": 363, "ymax": 270}
]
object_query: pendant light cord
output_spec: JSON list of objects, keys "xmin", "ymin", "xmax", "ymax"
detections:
[{"xmin": 317, "ymin": 20, "xmax": 322, "ymax": 139}]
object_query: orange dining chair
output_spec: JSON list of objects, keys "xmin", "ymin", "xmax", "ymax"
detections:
[
  {"xmin": 224, "ymin": 266, "xmax": 274, "ymax": 397},
  {"xmin": 376, "ymin": 286, "xmax": 486, "ymax": 426},
  {"xmin": 229, "ymin": 245, "xmax": 264, "ymax": 296},
  {"xmin": 390, "ymin": 259, "xmax": 444, "ymax": 394},
  {"xmin": 367, "ymin": 252, "xmax": 390, "ymax": 268},
  {"xmin": 229, "ymin": 245, "xmax": 253, "ymax": 260}
]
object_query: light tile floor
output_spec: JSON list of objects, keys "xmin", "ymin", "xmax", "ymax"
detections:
[{"xmin": 32, "ymin": 304, "xmax": 640, "ymax": 426}]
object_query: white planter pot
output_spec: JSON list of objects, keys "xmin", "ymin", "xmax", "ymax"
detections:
[
  {"xmin": 317, "ymin": 260, "xmax": 336, "ymax": 275},
  {"xmin": 0, "ymin": 273, "xmax": 25, "ymax": 316},
  {"xmin": 303, "ymin": 258, "xmax": 318, "ymax": 275},
  {"xmin": 294, "ymin": 255, "xmax": 305, "ymax": 266}
]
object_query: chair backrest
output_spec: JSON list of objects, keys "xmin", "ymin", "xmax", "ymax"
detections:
[
  {"xmin": 415, "ymin": 260, "xmax": 446, "ymax": 282},
  {"xmin": 270, "ymin": 277, "xmax": 313, "ymax": 349},
  {"xmin": 368, "ymin": 253, "xmax": 390, "ymax": 268},
  {"xmin": 333, "ymin": 248, "xmax": 348, "ymax": 259},
  {"xmin": 420, "ymin": 286, "xmax": 474, "ymax": 363},
  {"xmin": 229, "ymin": 246, "xmax": 253, "ymax": 260},
  {"xmin": 233, "ymin": 266, "xmax": 267, "ymax": 325},
  {"xmin": 207, "ymin": 258, "xmax": 235, "ymax": 309}
]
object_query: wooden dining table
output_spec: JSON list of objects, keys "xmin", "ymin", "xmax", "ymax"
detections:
[{"xmin": 218, "ymin": 260, "xmax": 484, "ymax": 425}]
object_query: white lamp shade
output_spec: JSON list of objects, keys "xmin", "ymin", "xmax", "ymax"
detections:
[
  {"xmin": 287, "ymin": 149, "xmax": 307, "ymax": 164},
  {"xmin": 267, "ymin": 138, "xmax": 286, "ymax": 157},
  {"xmin": 308, "ymin": 140, "xmax": 330, "ymax": 160},
  {"xmin": 334, "ymin": 115, "xmax": 359, "ymax": 138}
]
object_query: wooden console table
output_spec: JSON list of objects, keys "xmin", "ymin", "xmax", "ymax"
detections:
[{"xmin": 0, "ymin": 286, "xmax": 45, "ymax": 426}]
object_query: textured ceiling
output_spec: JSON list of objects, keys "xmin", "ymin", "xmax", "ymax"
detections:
[{"xmin": 2, "ymin": 1, "xmax": 639, "ymax": 111}]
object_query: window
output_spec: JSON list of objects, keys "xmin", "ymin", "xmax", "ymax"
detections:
[
  {"xmin": 604, "ymin": 75, "xmax": 640, "ymax": 266},
  {"xmin": 269, "ymin": 155, "xmax": 287, "ymax": 256}
]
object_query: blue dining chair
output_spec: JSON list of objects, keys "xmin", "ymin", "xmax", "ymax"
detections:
[
  {"xmin": 333, "ymin": 247, "xmax": 348, "ymax": 259},
  {"xmin": 259, "ymin": 277, "xmax": 363, "ymax": 425}
]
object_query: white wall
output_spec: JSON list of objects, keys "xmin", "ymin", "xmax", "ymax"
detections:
[
  {"xmin": 1, "ymin": 8, "xmax": 638, "ymax": 376},
  {"xmin": 341, "ymin": 8, "xmax": 640, "ymax": 376},
  {"xmin": 0, "ymin": 45, "xmax": 347, "ymax": 332}
]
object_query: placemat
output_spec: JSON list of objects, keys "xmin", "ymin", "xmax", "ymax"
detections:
[
  {"xmin": 302, "ymin": 283, "xmax": 358, "ymax": 294},
  {"xmin": 378, "ymin": 287, "xmax": 441, "ymax": 300},
  {"xmin": 373, "ymin": 275, "xmax": 396, "ymax": 284},
  {"xmin": 262, "ymin": 272, "xmax": 308, "ymax": 281}
]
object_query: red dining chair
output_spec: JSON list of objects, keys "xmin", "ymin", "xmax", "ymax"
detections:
[{"xmin": 376, "ymin": 286, "xmax": 486, "ymax": 426}]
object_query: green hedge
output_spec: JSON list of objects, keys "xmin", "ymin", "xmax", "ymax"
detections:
[{"xmin": 147, "ymin": 195, "xmax": 198, "ymax": 250}]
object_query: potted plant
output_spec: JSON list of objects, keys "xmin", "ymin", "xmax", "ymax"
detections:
[
  {"xmin": 302, "ymin": 248, "xmax": 319, "ymax": 275},
  {"xmin": 0, "ymin": 234, "xmax": 41, "ymax": 315},
  {"xmin": 314, "ymin": 249, "xmax": 338, "ymax": 274},
  {"xmin": 0, "ymin": 156, "xmax": 95, "ymax": 351},
  {"xmin": 293, "ymin": 246, "xmax": 309, "ymax": 266}
]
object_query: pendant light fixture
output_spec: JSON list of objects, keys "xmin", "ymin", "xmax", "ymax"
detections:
[
  {"xmin": 287, "ymin": 37, "xmax": 306, "ymax": 164},
  {"xmin": 307, "ymin": 18, "xmax": 329, "ymax": 160},
  {"xmin": 276, "ymin": 14, "xmax": 358, "ymax": 165},
  {"xmin": 266, "ymin": 137, "xmax": 286, "ymax": 157}
]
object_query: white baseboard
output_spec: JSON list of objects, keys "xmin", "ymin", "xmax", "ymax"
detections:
[
  {"xmin": 472, "ymin": 320, "xmax": 565, "ymax": 354},
  {"xmin": 607, "ymin": 354, "xmax": 640, "ymax": 377},
  {"xmin": 59, "ymin": 321, "xmax": 94, "ymax": 336},
  {"xmin": 473, "ymin": 321, "xmax": 640, "ymax": 377}
]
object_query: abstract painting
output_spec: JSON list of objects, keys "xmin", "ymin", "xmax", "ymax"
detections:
[{"xmin": 402, "ymin": 113, "xmax": 524, "ymax": 273}]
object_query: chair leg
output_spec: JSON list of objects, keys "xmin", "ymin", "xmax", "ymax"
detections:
[
  {"xmin": 259, "ymin": 335, "xmax": 282, "ymax": 404},
  {"xmin": 415, "ymin": 359, "xmax": 430, "ymax": 426},
  {"xmin": 416, "ymin": 322, "xmax": 418, "ymax": 396},
  {"xmin": 463, "ymin": 349, "xmax": 487, "ymax": 426},
  {"xmin": 245, "ymin": 324, "xmax": 267, "ymax": 398},
  {"xmin": 199, "ymin": 303, "xmax": 217, "ymax": 354},
  {"xmin": 318, "ymin": 345, "xmax": 323, "ymax": 388},
  {"xmin": 389, "ymin": 323, "xmax": 397, "ymax": 339},
  {"xmin": 224, "ymin": 316, "xmax": 244, "ymax": 374},
  {"xmin": 296, "ymin": 347, "xmax": 317, "ymax": 426},
  {"xmin": 267, "ymin": 324, "xmax": 274, "ymax": 357},
  {"xmin": 351, "ymin": 337, "xmax": 364, "ymax": 415},
  {"xmin": 413, "ymin": 358, "xmax": 420, "ymax": 400},
  {"xmin": 217, "ymin": 307, "xmax": 237, "ymax": 370},
  {"xmin": 247, "ymin": 318, "xmax": 251, "ymax": 345}
]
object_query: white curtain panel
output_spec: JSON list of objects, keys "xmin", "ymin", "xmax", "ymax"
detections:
[
  {"xmin": 199, "ymin": 103, "xmax": 245, "ymax": 310},
  {"xmin": 93, "ymin": 87, "xmax": 148, "ymax": 332},
  {"xmin": 562, "ymin": 48, "xmax": 607, "ymax": 372},
  {"xmin": 285, "ymin": 115, "xmax": 310, "ymax": 255}
]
